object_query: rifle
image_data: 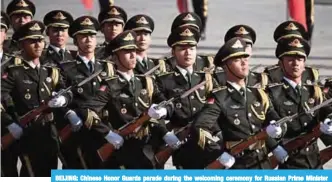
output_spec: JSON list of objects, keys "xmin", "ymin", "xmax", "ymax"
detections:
[
  {"xmin": 97, "ymin": 80, "xmax": 208, "ymax": 162},
  {"xmin": 154, "ymin": 123, "xmax": 192, "ymax": 166},
  {"xmin": 250, "ymin": 64, "xmax": 262, "ymax": 72},
  {"xmin": 58, "ymin": 66, "xmax": 162, "ymax": 143},
  {"xmin": 1, "ymin": 69, "xmax": 103, "ymax": 150},
  {"xmin": 269, "ymin": 122, "xmax": 332, "ymax": 168},
  {"xmin": 205, "ymin": 97, "xmax": 332, "ymax": 169}
]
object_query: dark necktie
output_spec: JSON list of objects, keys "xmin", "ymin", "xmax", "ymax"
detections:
[
  {"xmin": 142, "ymin": 58, "xmax": 148, "ymax": 69},
  {"xmin": 129, "ymin": 78, "xmax": 135, "ymax": 91},
  {"xmin": 59, "ymin": 49, "xmax": 65, "ymax": 61},
  {"xmin": 296, "ymin": 85, "xmax": 302, "ymax": 96},
  {"xmin": 239, "ymin": 87, "xmax": 246, "ymax": 98},
  {"xmin": 186, "ymin": 72, "xmax": 192, "ymax": 85},
  {"xmin": 88, "ymin": 61, "xmax": 94, "ymax": 73}
]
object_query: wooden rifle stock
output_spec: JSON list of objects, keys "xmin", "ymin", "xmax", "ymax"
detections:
[
  {"xmin": 320, "ymin": 146, "xmax": 332, "ymax": 165},
  {"xmin": 1, "ymin": 104, "xmax": 49, "ymax": 150},
  {"xmin": 154, "ymin": 124, "xmax": 191, "ymax": 165},
  {"xmin": 97, "ymin": 113, "xmax": 151, "ymax": 162},
  {"xmin": 97, "ymin": 80, "xmax": 208, "ymax": 162}
]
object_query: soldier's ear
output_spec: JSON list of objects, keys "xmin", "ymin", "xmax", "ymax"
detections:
[
  {"xmin": 46, "ymin": 27, "xmax": 50, "ymax": 36},
  {"xmin": 73, "ymin": 38, "xmax": 77, "ymax": 46},
  {"xmin": 171, "ymin": 48, "xmax": 175, "ymax": 56}
]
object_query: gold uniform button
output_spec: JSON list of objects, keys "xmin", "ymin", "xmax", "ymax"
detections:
[
  {"xmin": 248, "ymin": 113, "xmax": 252, "ymax": 117},
  {"xmin": 192, "ymin": 107, "xmax": 196, "ymax": 112},
  {"xmin": 93, "ymin": 82, "xmax": 96, "ymax": 86},
  {"xmin": 190, "ymin": 95, "xmax": 195, "ymax": 99},
  {"xmin": 41, "ymin": 88, "xmax": 45, "ymax": 92}
]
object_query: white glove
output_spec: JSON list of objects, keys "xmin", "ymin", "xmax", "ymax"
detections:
[
  {"xmin": 266, "ymin": 120, "xmax": 282, "ymax": 138},
  {"xmin": 48, "ymin": 95, "xmax": 67, "ymax": 108},
  {"xmin": 272, "ymin": 145, "xmax": 289, "ymax": 163},
  {"xmin": 65, "ymin": 110, "xmax": 83, "ymax": 132},
  {"xmin": 7, "ymin": 123, "xmax": 23, "ymax": 139},
  {"xmin": 104, "ymin": 131, "xmax": 124, "ymax": 149},
  {"xmin": 217, "ymin": 152, "xmax": 235, "ymax": 169},
  {"xmin": 163, "ymin": 131, "xmax": 181, "ymax": 149},
  {"xmin": 320, "ymin": 118, "xmax": 332, "ymax": 135},
  {"xmin": 148, "ymin": 103, "xmax": 167, "ymax": 119}
]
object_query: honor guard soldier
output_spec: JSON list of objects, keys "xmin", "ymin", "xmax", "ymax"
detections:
[
  {"xmin": 165, "ymin": 12, "xmax": 214, "ymax": 73},
  {"xmin": 264, "ymin": 21, "xmax": 319, "ymax": 85},
  {"xmin": 124, "ymin": 14, "xmax": 166, "ymax": 75},
  {"xmin": 215, "ymin": 25, "xmax": 269, "ymax": 88},
  {"xmin": 1, "ymin": 11, "xmax": 22, "ymax": 177},
  {"xmin": 323, "ymin": 78, "xmax": 332, "ymax": 100},
  {"xmin": 266, "ymin": 37, "xmax": 332, "ymax": 169},
  {"xmin": 58, "ymin": 16, "xmax": 115, "ymax": 169},
  {"xmin": 192, "ymin": 37, "xmax": 288, "ymax": 169},
  {"xmin": 4, "ymin": 0, "xmax": 35, "ymax": 53},
  {"xmin": 75, "ymin": 30, "xmax": 174, "ymax": 169},
  {"xmin": 42, "ymin": 10, "xmax": 75, "ymax": 66},
  {"xmin": 1, "ymin": 11, "xmax": 22, "ymax": 72},
  {"xmin": 153, "ymin": 26, "xmax": 218, "ymax": 168},
  {"xmin": 96, "ymin": 6, "xmax": 127, "ymax": 60},
  {"xmin": 1, "ymin": 21, "xmax": 72, "ymax": 176}
]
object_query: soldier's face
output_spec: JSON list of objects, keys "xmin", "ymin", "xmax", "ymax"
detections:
[
  {"xmin": 116, "ymin": 49, "xmax": 137, "ymax": 70},
  {"xmin": 10, "ymin": 14, "xmax": 32, "ymax": 31},
  {"xmin": 0, "ymin": 28, "xmax": 6, "ymax": 46},
  {"xmin": 225, "ymin": 57, "xmax": 249, "ymax": 78},
  {"xmin": 47, "ymin": 27, "xmax": 69, "ymax": 48},
  {"xmin": 280, "ymin": 55, "xmax": 305, "ymax": 79},
  {"xmin": 101, "ymin": 22, "xmax": 123, "ymax": 41},
  {"xmin": 136, "ymin": 31, "xmax": 151, "ymax": 52},
  {"xmin": 76, "ymin": 34, "xmax": 97, "ymax": 53},
  {"xmin": 172, "ymin": 45, "xmax": 197, "ymax": 68},
  {"xmin": 21, "ymin": 39, "xmax": 45, "ymax": 58}
]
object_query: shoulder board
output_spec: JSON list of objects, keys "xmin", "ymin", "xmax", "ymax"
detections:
[
  {"xmin": 267, "ymin": 82, "xmax": 283, "ymax": 88},
  {"xmin": 105, "ymin": 76, "xmax": 118, "ymax": 81},
  {"xmin": 212, "ymin": 86, "xmax": 227, "ymax": 93},
  {"xmin": 60, "ymin": 60, "xmax": 76, "ymax": 64},
  {"xmin": 156, "ymin": 71, "xmax": 174, "ymax": 77},
  {"xmin": 7, "ymin": 64, "xmax": 23, "ymax": 68},
  {"xmin": 247, "ymin": 84, "xmax": 262, "ymax": 89},
  {"xmin": 266, "ymin": 65, "xmax": 279, "ymax": 70}
]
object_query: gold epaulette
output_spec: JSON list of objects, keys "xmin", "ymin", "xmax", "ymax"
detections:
[
  {"xmin": 156, "ymin": 71, "xmax": 174, "ymax": 77},
  {"xmin": 211, "ymin": 86, "xmax": 227, "ymax": 93},
  {"xmin": 51, "ymin": 67, "xmax": 60, "ymax": 88}
]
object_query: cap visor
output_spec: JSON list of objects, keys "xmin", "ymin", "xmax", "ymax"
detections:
[
  {"xmin": 222, "ymin": 52, "xmax": 250, "ymax": 62},
  {"xmin": 19, "ymin": 35, "xmax": 44, "ymax": 41}
]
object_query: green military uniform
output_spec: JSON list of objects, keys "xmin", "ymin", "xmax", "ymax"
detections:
[
  {"xmin": 1, "ymin": 21, "xmax": 72, "ymax": 176},
  {"xmin": 323, "ymin": 78, "xmax": 332, "ymax": 100},
  {"xmin": 1, "ymin": 11, "xmax": 20, "ymax": 177},
  {"xmin": 155, "ymin": 26, "xmax": 218, "ymax": 168},
  {"xmin": 96, "ymin": 6, "xmax": 127, "ymax": 60},
  {"xmin": 193, "ymin": 38, "xmax": 282, "ymax": 169},
  {"xmin": 57, "ymin": 16, "xmax": 115, "ymax": 169},
  {"xmin": 75, "ymin": 30, "xmax": 171, "ymax": 169},
  {"xmin": 267, "ymin": 37, "xmax": 332, "ymax": 169},
  {"xmin": 4, "ymin": 0, "xmax": 36, "ymax": 53},
  {"xmin": 264, "ymin": 21, "xmax": 319, "ymax": 84},
  {"xmin": 41, "ymin": 10, "xmax": 75, "ymax": 67}
]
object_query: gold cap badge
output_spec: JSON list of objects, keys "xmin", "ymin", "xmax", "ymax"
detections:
[
  {"xmin": 123, "ymin": 33, "xmax": 134, "ymax": 41},
  {"xmin": 136, "ymin": 16, "xmax": 148, "ymax": 24},
  {"xmin": 16, "ymin": 0, "xmax": 29, "ymax": 7},
  {"xmin": 109, "ymin": 8, "xmax": 120, "ymax": 15},
  {"xmin": 235, "ymin": 27, "xmax": 249, "ymax": 35},
  {"xmin": 180, "ymin": 29, "xmax": 193, "ymax": 37},
  {"xmin": 285, "ymin": 23, "xmax": 298, "ymax": 31},
  {"xmin": 53, "ymin": 12, "xmax": 66, "ymax": 20},
  {"xmin": 288, "ymin": 39, "xmax": 303, "ymax": 48},
  {"xmin": 231, "ymin": 40, "xmax": 244, "ymax": 48},
  {"xmin": 29, "ymin": 23, "xmax": 41, "ymax": 31},
  {"xmin": 183, "ymin": 14, "xmax": 195, "ymax": 21},
  {"xmin": 81, "ymin": 18, "xmax": 93, "ymax": 26}
]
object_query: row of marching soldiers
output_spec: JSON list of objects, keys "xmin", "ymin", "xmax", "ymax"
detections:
[{"xmin": 1, "ymin": 0, "xmax": 332, "ymax": 177}]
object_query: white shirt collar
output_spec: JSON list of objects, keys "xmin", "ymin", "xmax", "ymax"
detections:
[
  {"xmin": 176, "ymin": 65, "xmax": 193, "ymax": 78},
  {"xmin": 0, "ymin": 51, "xmax": 3, "ymax": 60},
  {"xmin": 117, "ymin": 70, "xmax": 134, "ymax": 82},
  {"xmin": 136, "ymin": 55, "xmax": 148, "ymax": 66},
  {"xmin": 27, "ymin": 61, "xmax": 40, "ymax": 69},
  {"xmin": 49, "ymin": 44, "xmax": 65, "ymax": 54},
  {"xmin": 227, "ymin": 81, "xmax": 245, "ymax": 92},
  {"xmin": 78, "ymin": 55, "xmax": 95, "ymax": 69},
  {"xmin": 283, "ymin": 76, "xmax": 301, "ymax": 90}
]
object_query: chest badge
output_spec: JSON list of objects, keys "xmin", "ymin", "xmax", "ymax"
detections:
[
  {"xmin": 25, "ymin": 93, "xmax": 31, "ymax": 100},
  {"xmin": 308, "ymin": 98, "xmax": 315, "ymax": 104},
  {"xmin": 121, "ymin": 108, "xmax": 127, "ymax": 114},
  {"xmin": 234, "ymin": 118, "xmax": 241, "ymax": 125},
  {"xmin": 46, "ymin": 77, "xmax": 52, "ymax": 83}
]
